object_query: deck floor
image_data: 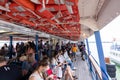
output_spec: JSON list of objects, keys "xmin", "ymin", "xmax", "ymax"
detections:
[{"xmin": 73, "ymin": 52, "xmax": 92, "ymax": 80}]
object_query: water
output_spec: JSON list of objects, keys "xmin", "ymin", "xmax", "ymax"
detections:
[
  {"xmin": 88, "ymin": 42, "xmax": 112, "ymax": 62},
  {"xmin": 0, "ymin": 40, "xmax": 27, "ymax": 49},
  {"xmin": 0, "ymin": 41, "xmax": 9, "ymax": 48}
]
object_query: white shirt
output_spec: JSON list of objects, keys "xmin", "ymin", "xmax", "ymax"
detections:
[
  {"xmin": 58, "ymin": 55, "xmax": 65, "ymax": 63},
  {"xmin": 29, "ymin": 71, "xmax": 43, "ymax": 80},
  {"xmin": 52, "ymin": 58, "xmax": 58, "ymax": 66},
  {"xmin": 63, "ymin": 51, "xmax": 71, "ymax": 61},
  {"xmin": 56, "ymin": 67, "xmax": 62, "ymax": 78}
]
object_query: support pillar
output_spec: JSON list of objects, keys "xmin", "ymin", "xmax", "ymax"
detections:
[
  {"xmin": 9, "ymin": 35, "xmax": 13, "ymax": 59},
  {"xmin": 86, "ymin": 39, "xmax": 94, "ymax": 79},
  {"xmin": 94, "ymin": 31, "xmax": 107, "ymax": 80},
  {"xmin": 85, "ymin": 39, "xmax": 90, "ymax": 55},
  {"xmin": 35, "ymin": 34, "xmax": 39, "ymax": 61}
]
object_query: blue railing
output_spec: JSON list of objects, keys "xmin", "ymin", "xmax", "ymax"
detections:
[{"xmin": 86, "ymin": 50, "xmax": 111, "ymax": 80}]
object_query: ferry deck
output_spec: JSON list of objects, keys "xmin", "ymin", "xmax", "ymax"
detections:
[{"xmin": 0, "ymin": 0, "xmax": 120, "ymax": 80}]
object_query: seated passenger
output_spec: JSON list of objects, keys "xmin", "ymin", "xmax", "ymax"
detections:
[
  {"xmin": 63, "ymin": 49, "xmax": 76, "ymax": 70},
  {"xmin": 21, "ymin": 42, "xmax": 37, "ymax": 80},
  {"xmin": 57, "ymin": 50, "xmax": 75, "ymax": 80},
  {"xmin": 29, "ymin": 58, "xmax": 54, "ymax": 80},
  {"xmin": 0, "ymin": 56, "xmax": 22, "ymax": 80},
  {"xmin": 50, "ymin": 54, "xmax": 63, "ymax": 79}
]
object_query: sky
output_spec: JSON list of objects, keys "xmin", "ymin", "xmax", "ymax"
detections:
[{"xmin": 88, "ymin": 15, "xmax": 120, "ymax": 42}]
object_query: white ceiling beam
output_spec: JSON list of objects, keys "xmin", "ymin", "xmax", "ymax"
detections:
[
  {"xmin": 0, "ymin": 20, "xmax": 50, "ymax": 38},
  {"xmin": 0, "ymin": 20, "xmax": 68, "ymax": 40},
  {"xmin": 97, "ymin": 0, "xmax": 120, "ymax": 28},
  {"xmin": 95, "ymin": 0, "xmax": 105, "ymax": 19},
  {"xmin": 80, "ymin": 18, "xmax": 99, "ymax": 31}
]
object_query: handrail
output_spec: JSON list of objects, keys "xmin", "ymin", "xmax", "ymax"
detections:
[
  {"xmin": 86, "ymin": 51, "xmax": 111, "ymax": 80},
  {"xmin": 89, "ymin": 54, "xmax": 102, "ymax": 80}
]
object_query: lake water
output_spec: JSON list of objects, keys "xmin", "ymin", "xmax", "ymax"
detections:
[
  {"xmin": 88, "ymin": 42, "xmax": 112, "ymax": 63},
  {"xmin": 0, "ymin": 41, "xmax": 27, "ymax": 48}
]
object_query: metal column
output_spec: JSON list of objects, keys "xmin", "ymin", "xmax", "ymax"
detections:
[
  {"xmin": 94, "ymin": 31, "xmax": 107, "ymax": 80},
  {"xmin": 86, "ymin": 39, "xmax": 94, "ymax": 80},
  {"xmin": 85, "ymin": 39, "xmax": 90, "ymax": 55},
  {"xmin": 35, "ymin": 34, "xmax": 39, "ymax": 61},
  {"xmin": 9, "ymin": 35, "xmax": 13, "ymax": 59}
]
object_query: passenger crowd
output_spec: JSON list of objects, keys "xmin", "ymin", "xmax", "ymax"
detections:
[{"xmin": 0, "ymin": 40, "xmax": 86, "ymax": 80}]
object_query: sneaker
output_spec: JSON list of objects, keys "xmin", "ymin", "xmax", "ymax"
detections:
[
  {"xmin": 73, "ymin": 76, "xmax": 78, "ymax": 79},
  {"xmin": 75, "ymin": 58, "xmax": 76, "ymax": 61},
  {"xmin": 73, "ymin": 67, "xmax": 77, "ymax": 70},
  {"xmin": 82, "ymin": 57, "xmax": 85, "ymax": 61}
]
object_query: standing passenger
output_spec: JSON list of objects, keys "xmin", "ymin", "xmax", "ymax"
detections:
[
  {"xmin": 71, "ymin": 44, "xmax": 78, "ymax": 61},
  {"xmin": 79, "ymin": 42, "xmax": 86, "ymax": 61}
]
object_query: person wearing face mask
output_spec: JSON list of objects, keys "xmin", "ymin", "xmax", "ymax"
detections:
[{"xmin": 29, "ymin": 58, "xmax": 54, "ymax": 80}]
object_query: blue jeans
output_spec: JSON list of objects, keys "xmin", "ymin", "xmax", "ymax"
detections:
[{"xmin": 67, "ymin": 60, "xmax": 74, "ymax": 70}]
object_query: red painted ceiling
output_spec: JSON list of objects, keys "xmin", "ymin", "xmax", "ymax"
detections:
[{"xmin": 0, "ymin": 0, "xmax": 80, "ymax": 40}]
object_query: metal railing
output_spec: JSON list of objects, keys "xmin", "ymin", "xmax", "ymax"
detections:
[{"xmin": 85, "ymin": 50, "xmax": 111, "ymax": 80}]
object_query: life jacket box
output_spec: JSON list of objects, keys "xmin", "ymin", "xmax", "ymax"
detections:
[
  {"xmin": 105, "ymin": 57, "xmax": 110, "ymax": 64},
  {"xmin": 106, "ymin": 63, "xmax": 116, "ymax": 78}
]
